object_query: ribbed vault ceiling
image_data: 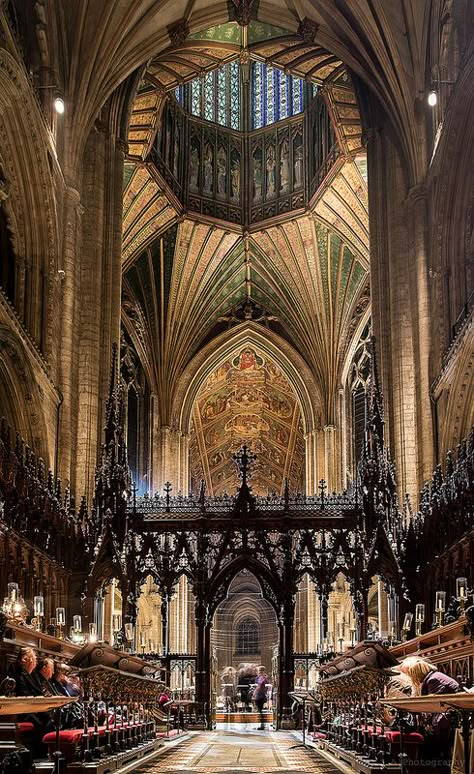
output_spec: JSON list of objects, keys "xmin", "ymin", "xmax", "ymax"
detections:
[
  {"xmin": 120, "ymin": 16, "xmax": 373, "ymax": 489},
  {"xmin": 122, "ymin": 208, "xmax": 369, "ymax": 426}
]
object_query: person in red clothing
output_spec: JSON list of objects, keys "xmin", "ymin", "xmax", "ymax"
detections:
[{"xmin": 253, "ymin": 665, "xmax": 268, "ymax": 731}]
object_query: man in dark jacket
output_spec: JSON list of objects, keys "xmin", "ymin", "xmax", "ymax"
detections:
[{"xmin": 13, "ymin": 648, "xmax": 41, "ymax": 698}]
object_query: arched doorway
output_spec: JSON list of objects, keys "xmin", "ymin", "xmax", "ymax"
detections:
[{"xmin": 211, "ymin": 570, "xmax": 278, "ymax": 723}]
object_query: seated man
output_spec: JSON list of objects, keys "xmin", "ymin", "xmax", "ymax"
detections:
[
  {"xmin": 34, "ymin": 658, "xmax": 58, "ymax": 697},
  {"xmin": 12, "ymin": 648, "xmax": 52, "ymax": 757},
  {"xmin": 13, "ymin": 648, "xmax": 41, "ymax": 698}
]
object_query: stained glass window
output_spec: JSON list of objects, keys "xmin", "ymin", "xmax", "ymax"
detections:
[
  {"xmin": 203, "ymin": 71, "xmax": 214, "ymax": 122},
  {"xmin": 181, "ymin": 61, "xmax": 241, "ymax": 129},
  {"xmin": 217, "ymin": 68, "xmax": 227, "ymax": 125},
  {"xmin": 191, "ymin": 79, "xmax": 200, "ymax": 116},
  {"xmin": 252, "ymin": 61, "xmax": 264, "ymax": 129},
  {"xmin": 230, "ymin": 60, "xmax": 240, "ymax": 130},
  {"xmin": 251, "ymin": 62, "xmax": 304, "ymax": 128},
  {"xmin": 179, "ymin": 59, "xmax": 303, "ymax": 130}
]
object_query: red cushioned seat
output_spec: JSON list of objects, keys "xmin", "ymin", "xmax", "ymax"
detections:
[
  {"xmin": 43, "ymin": 728, "xmax": 84, "ymax": 762},
  {"xmin": 312, "ymin": 732, "xmax": 327, "ymax": 739},
  {"xmin": 385, "ymin": 731, "xmax": 424, "ymax": 744},
  {"xmin": 43, "ymin": 729, "xmax": 84, "ymax": 745},
  {"xmin": 17, "ymin": 722, "xmax": 35, "ymax": 734},
  {"xmin": 385, "ymin": 731, "xmax": 424, "ymax": 762}
]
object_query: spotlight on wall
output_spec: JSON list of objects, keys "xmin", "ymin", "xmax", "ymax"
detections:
[
  {"xmin": 54, "ymin": 96, "xmax": 65, "ymax": 115},
  {"xmin": 427, "ymin": 90, "xmax": 438, "ymax": 107}
]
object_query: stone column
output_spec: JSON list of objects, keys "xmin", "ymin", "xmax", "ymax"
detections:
[
  {"xmin": 366, "ymin": 123, "xmax": 430, "ymax": 501},
  {"xmin": 149, "ymin": 393, "xmax": 160, "ymax": 493},
  {"xmin": 161, "ymin": 594, "xmax": 169, "ymax": 655},
  {"xmin": 405, "ymin": 185, "xmax": 434, "ymax": 483},
  {"xmin": 180, "ymin": 432, "xmax": 190, "ymax": 495},
  {"xmin": 304, "ymin": 432, "xmax": 313, "ymax": 495},
  {"xmin": 57, "ymin": 186, "xmax": 83, "ymax": 487},
  {"xmin": 194, "ymin": 598, "xmax": 211, "ymax": 722},
  {"xmin": 323, "ymin": 425, "xmax": 336, "ymax": 491},
  {"xmin": 279, "ymin": 601, "xmax": 295, "ymax": 728},
  {"xmin": 72, "ymin": 125, "xmax": 126, "ymax": 499}
]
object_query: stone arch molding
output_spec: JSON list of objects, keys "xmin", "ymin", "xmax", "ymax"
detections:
[
  {"xmin": 173, "ymin": 323, "xmax": 322, "ymax": 437},
  {"xmin": 0, "ymin": 49, "xmax": 60, "ymax": 364},
  {"xmin": 0, "ymin": 325, "xmax": 50, "ymax": 457}
]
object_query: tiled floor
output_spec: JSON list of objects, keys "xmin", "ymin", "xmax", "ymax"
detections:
[{"xmin": 136, "ymin": 728, "xmax": 341, "ymax": 773}]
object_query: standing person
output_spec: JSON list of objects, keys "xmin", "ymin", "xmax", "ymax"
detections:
[
  {"xmin": 221, "ymin": 667, "xmax": 236, "ymax": 713},
  {"xmin": 253, "ymin": 665, "xmax": 268, "ymax": 731}
]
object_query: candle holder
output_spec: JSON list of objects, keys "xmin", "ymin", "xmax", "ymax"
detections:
[
  {"xmin": 69, "ymin": 615, "xmax": 85, "ymax": 643},
  {"xmin": 32, "ymin": 595, "xmax": 44, "ymax": 631},
  {"xmin": 435, "ymin": 592, "xmax": 446, "ymax": 628},
  {"xmin": 2, "ymin": 584, "xmax": 28, "ymax": 625},
  {"xmin": 456, "ymin": 578, "xmax": 468, "ymax": 612},
  {"xmin": 415, "ymin": 604, "xmax": 425, "ymax": 636},
  {"xmin": 56, "ymin": 607, "xmax": 66, "ymax": 639},
  {"xmin": 349, "ymin": 628, "xmax": 356, "ymax": 647},
  {"xmin": 124, "ymin": 623, "xmax": 135, "ymax": 652},
  {"xmin": 388, "ymin": 621, "xmax": 396, "ymax": 645},
  {"xmin": 401, "ymin": 612, "xmax": 413, "ymax": 641}
]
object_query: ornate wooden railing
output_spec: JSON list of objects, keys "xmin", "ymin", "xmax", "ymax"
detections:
[
  {"xmin": 403, "ymin": 427, "xmax": 474, "ymax": 619},
  {"xmin": 0, "ymin": 416, "xmax": 89, "ymax": 570}
]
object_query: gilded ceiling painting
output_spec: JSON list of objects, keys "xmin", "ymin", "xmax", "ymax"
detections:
[{"xmin": 190, "ymin": 347, "xmax": 304, "ymax": 496}]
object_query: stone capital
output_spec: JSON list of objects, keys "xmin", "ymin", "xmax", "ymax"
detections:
[{"xmin": 405, "ymin": 183, "xmax": 427, "ymax": 207}]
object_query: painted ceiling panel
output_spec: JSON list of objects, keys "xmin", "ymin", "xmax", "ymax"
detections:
[
  {"xmin": 122, "ymin": 166, "xmax": 177, "ymax": 268},
  {"xmin": 189, "ymin": 346, "xmax": 305, "ymax": 496},
  {"xmin": 313, "ymin": 160, "xmax": 369, "ymax": 263}
]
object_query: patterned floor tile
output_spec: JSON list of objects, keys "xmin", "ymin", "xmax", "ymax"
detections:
[{"xmin": 135, "ymin": 730, "xmax": 340, "ymax": 773}]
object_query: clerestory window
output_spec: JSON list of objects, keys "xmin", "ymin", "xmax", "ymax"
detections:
[{"xmin": 175, "ymin": 59, "xmax": 305, "ymax": 131}]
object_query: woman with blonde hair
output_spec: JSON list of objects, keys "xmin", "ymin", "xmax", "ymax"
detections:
[
  {"xmin": 399, "ymin": 656, "xmax": 460, "ymax": 759},
  {"xmin": 399, "ymin": 657, "xmax": 459, "ymax": 696}
]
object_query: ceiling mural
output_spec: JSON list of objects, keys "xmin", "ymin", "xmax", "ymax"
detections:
[{"xmin": 189, "ymin": 347, "xmax": 305, "ymax": 496}]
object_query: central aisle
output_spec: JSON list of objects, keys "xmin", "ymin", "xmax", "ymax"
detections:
[{"xmin": 136, "ymin": 729, "xmax": 342, "ymax": 773}]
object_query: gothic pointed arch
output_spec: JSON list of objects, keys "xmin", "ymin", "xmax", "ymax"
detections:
[
  {"xmin": 0, "ymin": 48, "xmax": 60, "ymax": 363},
  {"xmin": 174, "ymin": 323, "xmax": 321, "ymax": 436},
  {"xmin": 207, "ymin": 555, "xmax": 283, "ymax": 619}
]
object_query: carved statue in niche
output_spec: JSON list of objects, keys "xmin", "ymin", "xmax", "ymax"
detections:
[
  {"xmin": 266, "ymin": 145, "xmax": 276, "ymax": 197},
  {"xmin": 280, "ymin": 138, "xmax": 290, "ymax": 193},
  {"xmin": 203, "ymin": 143, "xmax": 213, "ymax": 194},
  {"xmin": 217, "ymin": 146, "xmax": 227, "ymax": 197},
  {"xmin": 231, "ymin": 158, "xmax": 240, "ymax": 201},
  {"xmin": 294, "ymin": 144, "xmax": 303, "ymax": 188},
  {"xmin": 190, "ymin": 144, "xmax": 199, "ymax": 190},
  {"xmin": 253, "ymin": 154, "xmax": 262, "ymax": 202}
]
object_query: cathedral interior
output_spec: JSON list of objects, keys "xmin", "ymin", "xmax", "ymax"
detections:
[{"xmin": 0, "ymin": 1, "xmax": 473, "ymax": 773}]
